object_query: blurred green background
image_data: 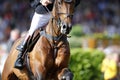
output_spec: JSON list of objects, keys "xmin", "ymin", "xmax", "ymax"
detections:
[{"xmin": 69, "ymin": 25, "xmax": 105, "ymax": 80}]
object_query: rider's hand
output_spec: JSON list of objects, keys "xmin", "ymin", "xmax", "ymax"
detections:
[{"xmin": 40, "ymin": 0, "xmax": 52, "ymax": 6}]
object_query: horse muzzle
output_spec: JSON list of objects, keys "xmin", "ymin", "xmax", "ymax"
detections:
[{"xmin": 61, "ymin": 23, "xmax": 72, "ymax": 34}]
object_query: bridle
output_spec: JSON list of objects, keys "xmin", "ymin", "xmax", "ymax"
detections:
[
  {"xmin": 45, "ymin": 0, "xmax": 74, "ymax": 34},
  {"xmin": 55, "ymin": 0, "xmax": 74, "ymax": 30},
  {"xmin": 57, "ymin": 0, "xmax": 74, "ymax": 18}
]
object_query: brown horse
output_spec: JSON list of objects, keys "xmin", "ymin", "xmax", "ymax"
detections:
[{"xmin": 2, "ymin": 0, "xmax": 75, "ymax": 80}]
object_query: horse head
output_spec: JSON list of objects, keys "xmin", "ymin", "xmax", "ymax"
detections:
[{"xmin": 51, "ymin": 0, "xmax": 75, "ymax": 35}]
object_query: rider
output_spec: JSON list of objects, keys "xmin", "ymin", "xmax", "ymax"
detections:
[{"xmin": 14, "ymin": 0, "xmax": 81, "ymax": 69}]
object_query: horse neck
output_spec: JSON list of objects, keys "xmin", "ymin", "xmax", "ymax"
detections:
[{"xmin": 46, "ymin": 18, "xmax": 60, "ymax": 37}]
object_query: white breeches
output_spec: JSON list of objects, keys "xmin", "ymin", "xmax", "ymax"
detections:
[{"xmin": 28, "ymin": 12, "xmax": 51, "ymax": 36}]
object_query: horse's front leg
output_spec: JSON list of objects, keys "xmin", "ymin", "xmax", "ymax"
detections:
[
  {"xmin": 55, "ymin": 44, "xmax": 73, "ymax": 80},
  {"xmin": 29, "ymin": 51, "xmax": 47, "ymax": 80},
  {"xmin": 30, "ymin": 44, "xmax": 54, "ymax": 80},
  {"xmin": 29, "ymin": 59, "xmax": 44, "ymax": 80}
]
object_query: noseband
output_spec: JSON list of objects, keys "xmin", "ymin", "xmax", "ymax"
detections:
[{"xmin": 57, "ymin": 12, "xmax": 73, "ymax": 28}]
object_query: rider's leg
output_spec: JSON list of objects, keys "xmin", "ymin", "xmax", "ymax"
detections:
[
  {"xmin": 14, "ymin": 35, "xmax": 31, "ymax": 69},
  {"xmin": 14, "ymin": 12, "xmax": 51, "ymax": 69}
]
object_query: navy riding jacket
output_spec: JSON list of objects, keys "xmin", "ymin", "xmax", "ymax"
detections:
[{"xmin": 30, "ymin": 0, "xmax": 81, "ymax": 14}]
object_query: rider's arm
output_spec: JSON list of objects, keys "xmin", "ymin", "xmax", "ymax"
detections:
[{"xmin": 40, "ymin": 0, "xmax": 52, "ymax": 6}]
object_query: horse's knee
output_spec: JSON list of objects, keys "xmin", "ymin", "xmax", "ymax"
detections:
[{"xmin": 59, "ymin": 68, "xmax": 74, "ymax": 80}]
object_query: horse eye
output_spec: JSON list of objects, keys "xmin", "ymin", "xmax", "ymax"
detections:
[
  {"xmin": 58, "ymin": 0, "xmax": 61, "ymax": 4},
  {"xmin": 58, "ymin": 2, "xmax": 61, "ymax": 4}
]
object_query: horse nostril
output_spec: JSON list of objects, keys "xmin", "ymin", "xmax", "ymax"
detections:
[
  {"xmin": 63, "ymin": 25, "xmax": 66, "ymax": 29},
  {"xmin": 69, "ymin": 26, "xmax": 72, "ymax": 30}
]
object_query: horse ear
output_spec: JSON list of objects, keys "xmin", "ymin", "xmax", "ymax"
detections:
[{"xmin": 64, "ymin": 0, "xmax": 72, "ymax": 3}]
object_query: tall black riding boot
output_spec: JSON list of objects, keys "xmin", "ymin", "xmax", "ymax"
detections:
[{"xmin": 14, "ymin": 35, "xmax": 31, "ymax": 69}]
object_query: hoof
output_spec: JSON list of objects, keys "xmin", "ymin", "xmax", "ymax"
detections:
[{"xmin": 60, "ymin": 68, "xmax": 74, "ymax": 80}]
